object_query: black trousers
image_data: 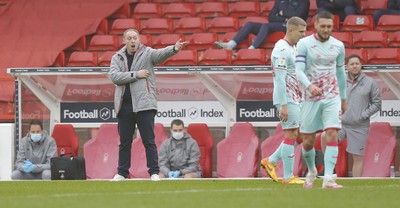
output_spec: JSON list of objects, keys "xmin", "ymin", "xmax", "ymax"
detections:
[{"xmin": 117, "ymin": 103, "xmax": 159, "ymax": 178}]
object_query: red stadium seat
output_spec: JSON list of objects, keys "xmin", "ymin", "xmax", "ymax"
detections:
[
  {"xmin": 345, "ymin": 48, "xmax": 368, "ymax": 64},
  {"xmin": 164, "ymin": 50, "xmax": 198, "ymax": 66},
  {"xmin": 130, "ymin": 123, "xmax": 168, "ymax": 178},
  {"xmin": 132, "ymin": 3, "xmax": 162, "ymax": 19},
  {"xmin": 52, "ymin": 51, "xmax": 65, "ymax": 67},
  {"xmin": 265, "ymin": 48, "xmax": 273, "ymax": 65},
  {"xmin": 195, "ymin": 2, "xmax": 228, "ymax": 18},
  {"xmin": 331, "ymin": 32, "xmax": 353, "ymax": 48},
  {"xmin": 186, "ymin": 33, "xmax": 218, "ymax": 51},
  {"xmin": 152, "ymin": 34, "xmax": 183, "ymax": 49},
  {"xmin": 109, "ymin": 3, "xmax": 132, "ymax": 19},
  {"xmin": 88, "ymin": 35, "xmax": 120, "ymax": 51},
  {"xmin": 66, "ymin": 36, "xmax": 87, "ymax": 51},
  {"xmin": 362, "ymin": 122, "xmax": 397, "ymax": 177},
  {"xmin": 217, "ymin": 31, "xmax": 249, "ymax": 49},
  {"xmin": 256, "ymin": 31, "xmax": 285, "ymax": 49},
  {"xmin": 367, "ymin": 48, "xmax": 400, "ymax": 64},
  {"xmin": 260, "ymin": 1, "xmax": 274, "ymax": 16},
  {"xmin": 83, "ymin": 124, "xmax": 120, "ymax": 179},
  {"xmin": 67, "ymin": 51, "xmax": 98, "ymax": 67},
  {"xmin": 109, "ymin": 19, "xmax": 140, "ymax": 35},
  {"xmin": 238, "ymin": 16, "xmax": 268, "ymax": 29},
  {"xmin": 51, "ymin": 124, "xmax": 79, "ymax": 157},
  {"xmin": 360, "ymin": 0, "xmax": 387, "ymax": 15},
  {"xmin": 217, "ymin": 122, "xmax": 259, "ymax": 178},
  {"xmin": 98, "ymin": 51, "xmax": 116, "ymax": 67},
  {"xmin": 198, "ymin": 49, "xmax": 232, "ymax": 66},
  {"xmin": 174, "ymin": 17, "xmax": 205, "ymax": 34},
  {"xmin": 309, "ymin": 0, "xmax": 317, "ymax": 16},
  {"xmin": 95, "ymin": 18, "xmax": 109, "ymax": 35},
  {"xmin": 139, "ymin": 34, "xmax": 152, "ymax": 47},
  {"xmin": 140, "ymin": 18, "xmax": 173, "ymax": 34},
  {"xmin": 228, "ymin": 1, "xmax": 260, "ymax": 18},
  {"xmin": 187, "ymin": 123, "xmax": 214, "ymax": 178},
  {"xmin": 341, "ymin": 15, "xmax": 374, "ymax": 32},
  {"xmin": 388, "ymin": 31, "xmax": 400, "ymax": 47},
  {"xmin": 162, "ymin": 3, "xmax": 195, "ymax": 19},
  {"xmin": 232, "ymin": 49, "xmax": 266, "ymax": 65},
  {"xmin": 375, "ymin": 15, "xmax": 400, "ymax": 31},
  {"xmin": 353, "ymin": 31, "xmax": 387, "ymax": 48},
  {"xmin": 206, "ymin": 17, "xmax": 238, "ymax": 33},
  {"xmin": 0, "ymin": 101, "xmax": 14, "ymax": 117}
]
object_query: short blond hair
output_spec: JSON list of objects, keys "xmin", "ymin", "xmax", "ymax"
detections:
[
  {"xmin": 123, "ymin": 28, "xmax": 139, "ymax": 38},
  {"xmin": 286, "ymin": 16, "xmax": 307, "ymax": 29}
]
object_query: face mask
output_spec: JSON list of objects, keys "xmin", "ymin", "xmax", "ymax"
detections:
[
  {"xmin": 30, "ymin": 133, "xmax": 42, "ymax": 142},
  {"xmin": 172, "ymin": 132, "xmax": 184, "ymax": 140}
]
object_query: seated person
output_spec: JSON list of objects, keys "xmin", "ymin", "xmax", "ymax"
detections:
[
  {"xmin": 11, "ymin": 120, "xmax": 58, "ymax": 180},
  {"xmin": 159, "ymin": 119, "xmax": 202, "ymax": 178},
  {"xmin": 373, "ymin": 0, "xmax": 400, "ymax": 24},
  {"xmin": 215, "ymin": 0, "xmax": 309, "ymax": 50},
  {"xmin": 317, "ymin": 0, "xmax": 357, "ymax": 21}
]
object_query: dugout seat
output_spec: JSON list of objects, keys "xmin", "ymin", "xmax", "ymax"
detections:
[
  {"xmin": 195, "ymin": 2, "xmax": 228, "ymax": 18},
  {"xmin": 174, "ymin": 17, "xmax": 205, "ymax": 34},
  {"xmin": 206, "ymin": 17, "xmax": 238, "ymax": 34},
  {"xmin": 376, "ymin": 15, "xmax": 400, "ymax": 31},
  {"xmin": 66, "ymin": 51, "xmax": 98, "ymax": 67},
  {"xmin": 152, "ymin": 34, "xmax": 184, "ymax": 49},
  {"xmin": 132, "ymin": 3, "xmax": 162, "ymax": 19},
  {"xmin": 186, "ymin": 33, "xmax": 218, "ymax": 51},
  {"xmin": 83, "ymin": 124, "xmax": 120, "ymax": 179},
  {"xmin": 217, "ymin": 122, "xmax": 259, "ymax": 178},
  {"xmin": 232, "ymin": 49, "xmax": 266, "ymax": 66},
  {"xmin": 98, "ymin": 51, "xmax": 116, "ymax": 67},
  {"xmin": 51, "ymin": 124, "xmax": 79, "ymax": 157},
  {"xmin": 198, "ymin": 49, "xmax": 232, "ymax": 66},
  {"xmin": 109, "ymin": 18, "xmax": 140, "ymax": 35},
  {"xmin": 353, "ymin": 31, "xmax": 387, "ymax": 48},
  {"xmin": 162, "ymin": 3, "xmax": 195, "ymax": 19},
  {"xmin": 140, "ymin": 18, "xmax": 173, "ymax": 35},
  {"xmin": 228, "ymin": 1, "xmax": 260, "ymax": 18},
  {"xmin": 362, "ymin": 122, "xmax": 397, "ymax": 177},
  {"xmin": 367, "ymin": 48, "xmax": 400, "ymax": 64},
  {"xmin": 260, "ymin": 124, "xmax": 303, "ymax": 178},
  {"xmin": 130, "ymin": 123, "xmax": 168, "ymax": 178},
  {"xmin": 341, "ymin": 15, "xmax": 374, "ymax": 32},
  {"xmin": 87, "ymin": 35, "xmax": 120, "ymax": 51},
  {"xmin": 164, "ymin": 50, "xmax": 197, "ymax": 66},
  {"xmin": 187, "ymin": 123, "xmax": 214, "ymax": 178}
]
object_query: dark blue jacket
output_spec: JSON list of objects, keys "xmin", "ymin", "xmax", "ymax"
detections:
[
  {"xmin": 388, "ymin": 0, "xmax": 400, "ymax": 10},
  {"xmin": 269, "ymin": 0, "xmax": 310, "ymax": 22},
  {"xmin": 317, "ymin": 0, "xmax": 356, "ymax": 9}
]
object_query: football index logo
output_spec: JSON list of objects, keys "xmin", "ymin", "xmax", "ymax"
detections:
[
  {"xmin": 188, "ymin": 107, "xmax": 198, "ymax": 119},
  {"xmin": 100, "ymin": 107, "xmax": 111, "ymax": 121}
]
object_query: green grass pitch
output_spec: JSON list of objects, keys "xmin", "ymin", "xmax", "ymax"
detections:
[{"xmin": 1, "ymin": 178, "xmax": 399, "ymax": 208}]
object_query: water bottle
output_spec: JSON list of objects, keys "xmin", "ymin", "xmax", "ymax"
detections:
[{"xmin": 390, "ymin": 166, "xmax": 395, "ymax": 178}]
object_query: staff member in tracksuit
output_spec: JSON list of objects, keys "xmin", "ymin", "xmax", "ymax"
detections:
[
  {"xmin": 322, "ymin": 54, "xmax": 381, "ymax": 177},
  {"xmin": 11, "ymin": 119, "xmax": 58, "ymax": 180},
  {"xmin": 108, "ymin": 29, "xmax": 187, "ymax": 181}
]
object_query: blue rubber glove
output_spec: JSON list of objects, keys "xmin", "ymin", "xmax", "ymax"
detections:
[
  {"xmin": 168, "ymin": 171, "xmax": 174, "ymax": 178},
  {"xmin": 23, "ymin": 162, "xmax": 35, "ymax": 173},
  {"xmin": 172, "ymin": 171, "xmax": 180, "ymax": 178},
  {"xmin": 24, "ymin": 160, "xmax": 32, "ymax": 166}
]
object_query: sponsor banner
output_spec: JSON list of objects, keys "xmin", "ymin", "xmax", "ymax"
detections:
[
  {"xmin": 371, "ymin": 100, "xmax": 400, "ymax": 122},
  {"xmin": 62, "ymin": 85, "xmax": 114, "ymax": 102},
  {"xmin": 156, "ymin": 101, "xmax": 226, "ymax": 124},
  {"xmin": 237, "ymin": 82, "xmax": 274, "ymax": 100},
  {"xmin": 236, "ymin": 101, "xmax": 279, "ymax": 122},
  {"xmin": 61, "ymin": 102, "xmax": 117, "ymax": 123}
]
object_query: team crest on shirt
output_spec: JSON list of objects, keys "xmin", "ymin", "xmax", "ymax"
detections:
[{"xmin": 277, "ymin": 57, "xmax": 286, "ymax": 68}]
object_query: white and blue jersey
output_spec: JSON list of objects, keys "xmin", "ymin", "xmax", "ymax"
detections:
[
  {"xmin": 271, "ymin": 39, "xmax": 301, "ymax": 106},
  {"xmin": 295, "ymin": 34, "xmax": 347, "ymax": 101}
]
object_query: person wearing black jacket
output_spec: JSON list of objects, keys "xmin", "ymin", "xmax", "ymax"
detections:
[
  {"xmin": 373, "ymin": 0, "xmax": 400, "ymax": 24},
  {"xmin": 317, "ymin": 0, "xmax": 357, "ymax": 21},
  {"xmin": 215, "ymin": 0, "xmax": 310, "ymax": 50}
]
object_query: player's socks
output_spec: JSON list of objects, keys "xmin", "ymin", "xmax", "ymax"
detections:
[
  {"xmin": 324, "ymin": 142, "xmax": 339, "ymax": 176},
  {"xmin": 281, "ymin": 138, "xmax": 295, "ymax": 180},
  {"xmin": 268, "ymin": 143, "xmax": 283, "ymax": 165},
  {"xmin": 302, "ymin": 147, "xmax": 316, "ymax": 171}
]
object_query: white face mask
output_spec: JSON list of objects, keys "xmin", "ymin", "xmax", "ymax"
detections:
[
  {"xmin": 172, "ymin": 132, "xmax": 184, "ymax": 140},
  {"xmin": 30, "ymin": 133, "xmax": 42, "ymax": 142}
]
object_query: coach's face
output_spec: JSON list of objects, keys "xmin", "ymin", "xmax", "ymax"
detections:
[
  {"xmin": 347, "ymin": 57, "xmax": 362, "ymax": 78},
  {"xmin": 315, "ymin": 18, "xmax": 333, "ymax": 41},
  {"xmin": 123, "ymin": 30, "xmax": 140, "ymax": 55}
]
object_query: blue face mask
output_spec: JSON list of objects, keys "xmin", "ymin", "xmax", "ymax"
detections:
[
  {"xmin": 30, "ymin": 133, "xmax": 42, "ymax": 142},
  {"xmin": 172, "ymin": 132, "xmax": 184, "ymax": 140}
]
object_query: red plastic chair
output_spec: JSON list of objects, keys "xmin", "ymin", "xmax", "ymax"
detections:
[
  {"xmin": 187, "ymin": 123, "xmax": 214, "ymax": 178},
  {"xmin": 88, "ymin": 35, "xmax": 120, "ymax": 51},
  {"xmin": 228, "ymin": 1, "xmax": 260, "ymax": 18},
  {"xmin": 331, "ymin": 32, "xmax": 353, "ymax": 48},
  {"xmin": 256, "ymin": 31, "xmax": 285, "ymax": 49},
  {"xmin": 109, "ymin": 3, "xmax": 131, "ymax": 19},
  {"xmin": 360, "ymin": 0, "xmax": 387, "ymax": 15},
  {"xmin": 260, "ymin": 1, "xmax": 275, "ymax": 16},
  {"xmin": 232, "ymin": 49, "xmax": 266, "ymax": 65},
  {"xmin": 345, "ymin": 48, "xmax": 369, "ymax": 64},
  {"xmin": 152, "ymin": 34, "xmax": 183, "ymax": 49},
  {"xmin": 195, "ymin": 2, "xmax": 228, "ymax": 18},
  {"xmin": 353, "ymin": 31, "xmax": 387, "ymax": 48},
  {"xmin": 362, "ymin": 122, "xmax": 397, "ymax": 177},
  {"xmin": 367, "ymin": 48, "xmax": 400, "ymax": 64},
  {"xmin": 174, "ymin": 17, "xmax": 205, "ymax": 34},
  {"xmin": 132, "ymin": 3, "xmax": 162, "ymax": 19},
  {"xmin": 66, "ymin": 52, "xmax": 98, "ymax": 67},
  {"xmin": 186, "ymin": 33, "xmax": 218, "ymax": 51},
  {"xmin": 130, "ymin": 123, "xmax": 168, "ymax": 178},
  {"xmin": 217, "ymin": 32, "xmax": 249, "ymax": 49},
  {"xmin": 95, "ymin": 18, "xmax": 109, "ymax": 35},
  {"xmin": 98, "ymin": 51, "xmax": 116, "ymax": 67},
  {"xmin": 164, "ymin": 50, "xmax": 198, "ymax": 66},
  {"xmin": 341, "ymin": 15, "xmax": 374, "ymax": 32},
  {"xmin": 66, "ymin": 36, "xmax": 87, "ymax": 51},
  {"xmin": 162, "ymin": 3, "xmax": 195, "ymax": 19},
  {"xmin": 52, "ymin": 51, "xmax": 65, "ymax": 67},
  {"xmin": 388, "ymin": 31, "xmax": 400, "ymax": 47},
  {"xmin": 206, "ymin": 17, "xmax": 238, "ymax": 33},
  {"xmin": 83, "ymin": 124, "xmax": 120, "ymax": 179},
  {"xmin": 109, "ymin": 19, "xmax": 140, "ymax": 35},
  {"xmin": 217, "ymin": 122, "xmax": 259, "ymax": 178},
  {"xmin": 198, "ymin": 49, "xmax": 232, "ymax": 66},
  {"xmin": 376, "ymin": 15, "xmax": 400, "ymax": 31},
  {"xmin": 51, "ymin": 124, "xmax": 79, "ymax": 157},
  {"xmin": 140, "ymin": 18, "xmax": 173, "ymax": 35},
  {"xmin": 238, "ymin": 16, "xmax": 268, "ymax": 29}
]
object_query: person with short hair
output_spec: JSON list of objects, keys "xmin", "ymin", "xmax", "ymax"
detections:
[
  {"xmin": 260, "ymin": 16, "xmax": 307, "ymax": 185},
  {"xmin": 108, "ymin": 29, "xmax": 187, "ymax": 182},
  {"xmin": 11, "ymin": 120, "xmax": 57, "ymax": 180},
  {"xmin": 158, "ymin": 119, "xmax": 202, "ymax": 179},
  {"xmin": 295, "ymin": 11, "xmax": 347, "ymax": 189}
]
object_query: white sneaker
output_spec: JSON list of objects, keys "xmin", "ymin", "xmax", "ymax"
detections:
[
  {"xmin": 322, "ymin": 175, "xmax": 343, "ymax": 189},
  {"xmin": 303, "ymin": 169, "xmax": 318, "ymax": 189},
  {"xmin": 150, "ymin": 174, "xmax": 160, "ymax": 182},
  {"xmin": 110, "ymin": 174, "xmax": 126, "ymax": 181},
  {"xmin": 214, "ymin": 41, "xmax": 233, "ymax": 50}
]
